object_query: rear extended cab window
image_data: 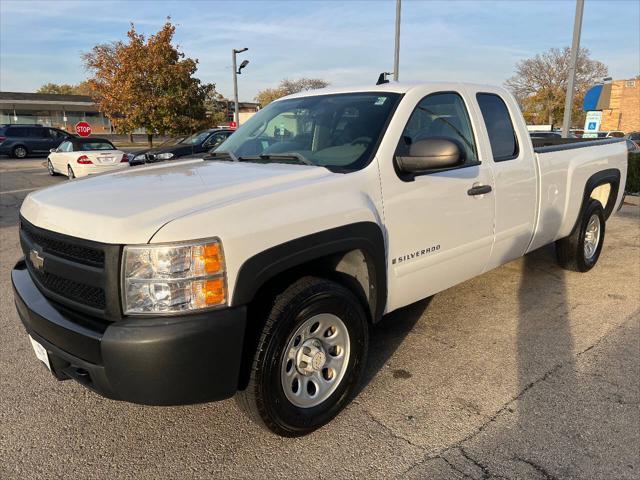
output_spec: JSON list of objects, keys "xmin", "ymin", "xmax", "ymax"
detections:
[{"xmin": 476, "ymin": 93, "xmax": 519, "ymax": 161}]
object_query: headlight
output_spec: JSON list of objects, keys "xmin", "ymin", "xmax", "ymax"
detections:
[
  {"xmin": 122, "ymin": 239, "xmax": 226, "ymax": 315},
  {"xmin": 156, "ymin": 152, "xmax": 174, "ymax": 160}
]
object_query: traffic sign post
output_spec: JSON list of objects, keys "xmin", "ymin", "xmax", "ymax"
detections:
[{"xmin": 75, "ymin": 121, "xmax": 92, "ymax": 137}]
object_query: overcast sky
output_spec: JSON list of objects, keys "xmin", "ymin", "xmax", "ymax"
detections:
[{"xmin": 1, "ymin": 0, "xmax": 638, "ymax": 101}]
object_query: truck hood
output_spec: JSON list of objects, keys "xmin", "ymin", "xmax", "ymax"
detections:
[{"xmin": 21, "ymin": 160, "xmax": 331, "ymax": 244}]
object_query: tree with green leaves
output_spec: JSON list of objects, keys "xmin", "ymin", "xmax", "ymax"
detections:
[
  {"xmin": 505, "ymin": 47, "xmax": 608, "ymax": 127},
  {"xmin": 255, "ymin": 78, "xmax": 329, "ymax": 107},
  {"xmin": 82, "ymin": 20, "xmax": 215, "ymax": 146}
]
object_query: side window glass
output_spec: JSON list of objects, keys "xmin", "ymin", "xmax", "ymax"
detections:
[
  {"xmin": 58, "ymin": 141, "xmax": 71, "ymax": 152},
  {"xmin": 206, "ymin": 132, "xmax": 226, "ymax": 148},
  {"xmin": 398, "ymin": 92, "xmax": 478, "ymax": 165},
  {"xmin": 476, "ymin": 93, "xmax": 519, "ymax": 161},
  {"xmin": 48, "ymin": 129, "xmax": 63, "ymax": 140}
]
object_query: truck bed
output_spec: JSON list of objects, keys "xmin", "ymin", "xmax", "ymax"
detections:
[
  {"xmin": 532, "ymin": 137, "xmax": 624, "ymax": 152},
  {"xmin": 527, "ymin": 138, "xmax": 627, "ymax": 252}
]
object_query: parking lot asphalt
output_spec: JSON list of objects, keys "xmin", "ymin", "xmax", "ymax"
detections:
[{"xmin": 0, "ymin": 156, "xmax": 638, "ymax": 479}]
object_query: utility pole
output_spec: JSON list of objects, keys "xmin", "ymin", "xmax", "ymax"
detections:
[
  {"xmin": 561, "ymin": 0, "xmax": 584, "ymax": 138},
  {"xmin": 232, "ymin": 47, "xmax": 249, "ymax": 126},
  {"xmin": 393, "ymin": 0, "xmax": 401, "ymax": 81}
]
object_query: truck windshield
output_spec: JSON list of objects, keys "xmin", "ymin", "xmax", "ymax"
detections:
[{"xmin": 213, "ymin": 92, "xmax": 401, "ymax": 171}]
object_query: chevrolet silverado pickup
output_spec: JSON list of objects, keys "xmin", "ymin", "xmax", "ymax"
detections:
[{"xmin": 12, "ymin": 82, "xmax": 627, "ymax": 436}]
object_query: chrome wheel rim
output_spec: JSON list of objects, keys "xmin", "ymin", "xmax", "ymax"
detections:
[
  {"xmin": 67, "ymin": 166, "xmax": 74, "ymax": 179},
  {"xmin": 47, "ymin": 160, "xmax": 54, "ymax": 175},
  {"xmin": 15, "ymin": 147, "xmax": 26, "ymax": 158},
  {"xmin": 280, "ymin": 313, "xmax": 351, "ymax": 408},
  {"xmin": 584, "ymin": 214, "xmax": 601, "ymax": 260}
]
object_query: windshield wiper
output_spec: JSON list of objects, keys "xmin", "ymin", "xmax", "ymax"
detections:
[
  {"xmin": 238, "ymin": 153, "xmax": 314, "ymax": 166},
  {"xmin": 204, "ymin": 150, "xmax": 239, "ymax": 162}
]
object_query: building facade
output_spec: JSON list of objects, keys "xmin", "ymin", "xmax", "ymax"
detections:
[
  {"xmin": 583, "ymin": 78, "xmax": 640, "ymax": 134},
  {"xmin": 0, "ymin": 92, "xmax": 112, "ymax": 133},
  {"xmin": 600, "ymin": 79, "xmax": 640, "ymax": 133},
  {"xmin": 1, "ymin": 92, "xmax": 260, "ymax": 133}
]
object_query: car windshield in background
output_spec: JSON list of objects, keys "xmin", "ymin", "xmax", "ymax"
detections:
[
  {"xmin": 181, "ymin": 131, "xmax": 211, "ymax": 145},
  {"xmin": 160, "ymin": 136, "xmax": 185, "ymax": 147},
  {"xmin": 78, "ymin": 142, "xmax": 115, "ymax": 151},
  {"xmin": 214, "ymin": 92, "xmax": 401, "ymax": 171}
]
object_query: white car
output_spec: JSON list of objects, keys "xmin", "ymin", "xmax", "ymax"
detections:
[{"xmin": 47, "ymin": 137, "xmax": 130, "ymax": 179}]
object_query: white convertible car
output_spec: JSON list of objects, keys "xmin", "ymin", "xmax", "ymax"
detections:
[{"xmin": 47, "ymin": 137, "xmax": 130, "ymax": 179}]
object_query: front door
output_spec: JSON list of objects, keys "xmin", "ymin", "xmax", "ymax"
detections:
[{"xmin": 380, "ymin": 91, "xmax": 496, "ymax": 311}]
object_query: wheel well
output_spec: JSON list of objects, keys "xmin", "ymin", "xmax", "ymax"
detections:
[
  {"xmin": 589, "ymin": 183, "xmax": 612, "ymax": 211},
  {"xmin": 572, "ymin": 169, "xmax": 620, "ymax": 236},
  {"xmin": 236, "ymin": 248, "xmax": 379, "ymax": 391}
]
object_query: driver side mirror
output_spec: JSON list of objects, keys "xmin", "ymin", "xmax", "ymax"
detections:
[
  {"xmin": 50, "ymin": 148, "xmax": 58, "ymax": 153},
  {"xmin": 395, "ymin": 137, "xmax": 463, "ymax": 174}
]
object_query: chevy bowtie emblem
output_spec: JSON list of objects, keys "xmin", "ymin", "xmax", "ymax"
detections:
[{"xmin": 29, "ymin": 249, "xmax": 45, "ymax": 270}]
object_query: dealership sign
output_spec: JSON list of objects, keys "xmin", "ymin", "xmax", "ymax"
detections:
[
  {"xmin": 582, "ymin": 111, "xmax": 602, "ymax": 138},
  {"xmin": 75, "ymin": 121, "xmax": 92, "ymax": 137}
]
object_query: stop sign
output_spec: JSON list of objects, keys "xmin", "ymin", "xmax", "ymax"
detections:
[
  {"xmin": 75, "ymin": 121, "xmax": 92, "ymax": 137},
  {"xmin": 229, "ymin": 121, "xmax": 237, "ymax": 129}
]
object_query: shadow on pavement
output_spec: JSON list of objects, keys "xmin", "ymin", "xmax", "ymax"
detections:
[{"xmin": 359, "ymin": 297, "xmax": 433, "ymax": 392}]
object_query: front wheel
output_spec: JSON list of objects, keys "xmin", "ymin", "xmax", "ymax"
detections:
[
  {"xmin": 47, "ymin": 160, "xmax": 58, "ymax": 176},
  {"xmin": 556, "ymin": 199, "xmax": 606, "ymax": 272},
  {"xmin": 236, "ymin": 277, "xmax": 369, "ymax": 436}
]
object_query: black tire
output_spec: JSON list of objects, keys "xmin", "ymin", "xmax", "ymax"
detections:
[
  {"xmin": 236, "ymin": 276, "xmax": 369, "ymax": 436},
  {"xmin": 67, "ymin": 165, "xmax": 75, "ymax": 179},
  {"xmin": 47, "ymin": 159, "xmax": 58, "ymax": 176},
  {"xmin": 12, "ymin": 145, "xmax": 27, "ymax": 159},
  {"xmin": 556, "ymin": 199, "xmax": 606, "ymax": 272}
]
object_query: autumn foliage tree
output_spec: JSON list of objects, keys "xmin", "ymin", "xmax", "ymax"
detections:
[
  {"xmin": 83, "ymin": 21, "xmax": 214, "ymax": 146},
  {"xmin": 255, "ymin": 78, "xmax": 329, "ymax": 107},
  {"xmin": 505, "ymin": 47, "xmax": 608, "ymax": 127}
]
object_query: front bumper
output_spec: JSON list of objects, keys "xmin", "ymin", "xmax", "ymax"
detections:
[{"xmin": 12, "ymin": 259, "xmax": 247, "ymax": 405}]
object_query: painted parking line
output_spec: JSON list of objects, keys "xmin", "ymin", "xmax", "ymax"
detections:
[{"xmin": 0, "ymin": 187, "xmax": 39, "ymax": 195}]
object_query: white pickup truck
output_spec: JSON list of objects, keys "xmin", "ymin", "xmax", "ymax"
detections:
[{"xmin": 12, "ymin": 82, "xmax": 627, "ymax": 436}]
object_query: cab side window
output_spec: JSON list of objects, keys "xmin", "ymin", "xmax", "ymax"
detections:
[
  {"xmin": 398, "ymin": 92, "xmax": 478, "ymax": 165},
  {"xmin": 476, "ymin": 93, "xmax": 519, "ymax": 161}
]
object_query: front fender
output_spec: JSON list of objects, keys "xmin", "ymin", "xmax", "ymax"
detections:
[{"xmin": 231, "ymin": 221, "xmax": 387, "ymax": 321}]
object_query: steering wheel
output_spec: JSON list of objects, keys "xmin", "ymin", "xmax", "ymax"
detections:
[{"xmin": 350, "ymin": 136, "xmax": 371, "ymax": 146}]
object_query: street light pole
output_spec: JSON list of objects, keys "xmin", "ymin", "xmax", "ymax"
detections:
[
  {"xmin": 232, "ymin": 47, "xmax": 248, "ymax": 126},
  {"xmin": 393, "ymin": 0, "xmax": 401, "ymax": 81},
  {"xmin": 561, "ymin": 0, "xmax": 585, "ymax": 138}
]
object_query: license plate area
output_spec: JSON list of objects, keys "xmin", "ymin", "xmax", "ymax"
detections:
[{"xmin": 29, "ymin": 335, "xmax": 51, "ymax": 371}]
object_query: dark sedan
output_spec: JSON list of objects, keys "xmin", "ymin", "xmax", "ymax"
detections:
[{"xmin": 130, "ymin": 129, "xmax": 233, "ymax": 165}]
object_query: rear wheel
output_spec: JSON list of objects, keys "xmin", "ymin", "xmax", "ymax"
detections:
[
  {"xmin": 236, "ymin": 276, "xmax": 369, "ymax": 436},
  {"xmin": 12, "ymin": 146, "xmax": 27, "ymax": 159},
  {"xmin": 67, "ymin": 165, "xmax": 75, "ymax": 179},
  {"xmin": 556, "ymin": 199, "xmax": 605, "ymax": 272}
]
